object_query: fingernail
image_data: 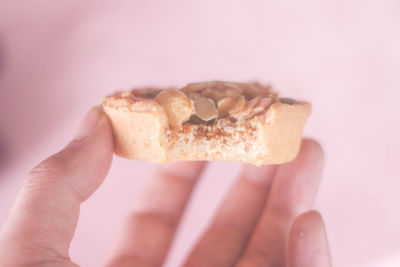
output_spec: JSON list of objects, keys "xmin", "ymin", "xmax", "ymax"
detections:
[
  {"xmin": 74, "ymin": 107, "xmax": 101, "ymax": 140},
  {"xmin": 243, "ymin": 164, "xmax": 278, "ymax": 184},
  {"xmin": 159, "ymin": 161, "xmax": 206, "ymax": 179}
]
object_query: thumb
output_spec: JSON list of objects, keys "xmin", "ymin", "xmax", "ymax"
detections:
[{"xmin": 0, "ymin": 107, "xmax": 114, "ymax": 266}]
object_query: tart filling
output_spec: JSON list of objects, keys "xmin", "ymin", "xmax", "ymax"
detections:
[{"xmin": 116, "ymin": 81, "xmax": 297, "ymax": 132}]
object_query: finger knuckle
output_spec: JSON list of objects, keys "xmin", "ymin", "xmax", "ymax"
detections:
[{"xmin": 29, "ymin": 155, "xmax": 71, "ymax": 182}]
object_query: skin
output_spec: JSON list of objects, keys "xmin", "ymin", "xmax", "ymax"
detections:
[{"xmin": 0, "ymin": 107, "xmax": 331, "ymax": 267}]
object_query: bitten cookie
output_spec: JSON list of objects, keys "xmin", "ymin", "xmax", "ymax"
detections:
[{"xmin": 101, "ymin": 81, "xmax": 311, "ymax": 166}]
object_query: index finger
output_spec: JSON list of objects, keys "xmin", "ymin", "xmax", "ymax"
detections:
[{"xmin": 106, "ymin": 161, "xmax": 206, "ymax": 267}]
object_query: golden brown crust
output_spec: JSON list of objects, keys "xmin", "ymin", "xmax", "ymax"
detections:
[
  {"xmin": 101, "ymin": 81, "xmax": 312, "ymax": 166},
  {"xmin": 102, "ymin": 96, "xmax": 169, "ymax": 162}
]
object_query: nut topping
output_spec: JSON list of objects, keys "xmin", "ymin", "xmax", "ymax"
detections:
[
  {"xmin": 133, "ymin": 88, "xmax": 162, "ymax": 98},
  {"xmin": 155, "ymin": 89, "xmax": 194, "ymax": 129},
  {"xmin": 120, "ymin": 92, "xmax": 131, "ymax": 98},
  {"xmin": 191, "ymin": 95, "xmax": 219, "ymax": 121},
  {"xmin": 128, "ymin": 81, "xmax": 282, "ymax": 128},
  {"xmin": 224, "ymin": 89, "xmax": 242, "ymax": 99},
  {"xmin": 230, "ymin": 97, "xmax": 273, "ymax": 119},
  {"xmin": 228, "ymin": 96, "xmax": 247, "ymax": 116},
  {"xmin": 202, "ymin": 88, "xmax": 225, "ymax": 102},
  {"xmin": 183, "ymin": 81, "xmax": 216, "ymax": 92},
  {"xmin": 251, "ymin": 97, "xmax": 273, "ymax": 115},
  {"xmin": 217, "ymin": 97, "xmax": 237, "ymax": 117},
  {"xmin": 247, "ymin": 97, "xmax": 261, "ymax": 108}
]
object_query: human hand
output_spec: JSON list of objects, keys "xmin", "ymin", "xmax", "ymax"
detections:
[{"xmin": 0, "ymin": 107, "xmax": 331, "ymax": 267}]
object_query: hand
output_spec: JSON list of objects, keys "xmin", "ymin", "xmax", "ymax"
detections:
[{"xmin": 0, "ymin": 107, "xmax": 331, "ymax": 267}]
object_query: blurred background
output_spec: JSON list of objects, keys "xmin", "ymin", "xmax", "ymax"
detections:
[{"xmin": 0, "ymin": 0, "xmax": 399, "ymax": 266}]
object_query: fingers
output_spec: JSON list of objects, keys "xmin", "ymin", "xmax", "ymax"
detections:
[
  {"xmin": 184, "ymin": 164, "xmax": 278, "ymax": 267},
  {"xmin": 237, "ymin": 139, "xmax": 324, "ymax": 267},
  {"xmin": 0, "ymin": 107, "xmax": 114, "ymax": 266},
  {"xmin": 107, "ymin": 161, "xmax": 206, "ymax": 267},
  {"xmin": 288, "ymin": 210, "xmax": 331, "ymax": 267}
]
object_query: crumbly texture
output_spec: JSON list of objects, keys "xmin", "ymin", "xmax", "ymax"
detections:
[{"xmin": 101, "ymin": 81, "xmax": 312, "ymax": 165}]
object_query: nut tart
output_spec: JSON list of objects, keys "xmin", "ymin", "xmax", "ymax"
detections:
[{"xmin": 101, "ymin": 81, "xmax": 311, "ymax": 166}]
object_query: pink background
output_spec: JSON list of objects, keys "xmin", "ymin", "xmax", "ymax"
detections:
[{"xmin": 0, "ymin": 1, "xmax": 399, "ymax": 266}]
